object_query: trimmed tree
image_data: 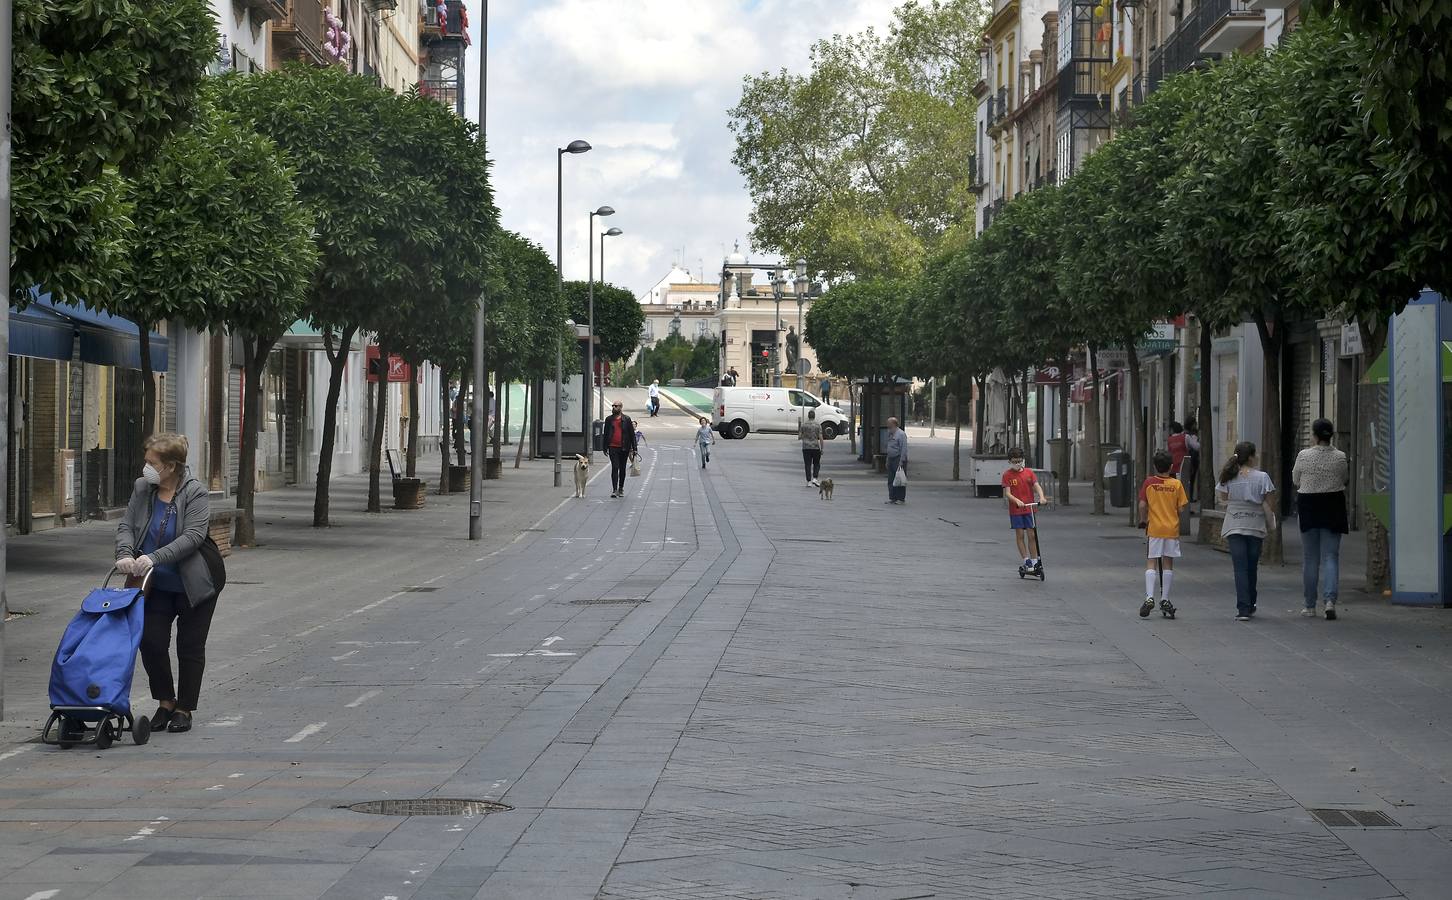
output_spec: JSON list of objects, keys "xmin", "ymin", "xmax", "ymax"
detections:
[{"xmin": 561, "ymin": 281, "xmax": 646, "ymax": 364}]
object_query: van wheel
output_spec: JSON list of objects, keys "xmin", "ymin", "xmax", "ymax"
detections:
[
  {"xmin": 728, "ymin": 420, "xmax": 750, "ymax": 440},
  {"xmin": 820, "ymin": 423, "xmax": 837, "ymax": 441}
]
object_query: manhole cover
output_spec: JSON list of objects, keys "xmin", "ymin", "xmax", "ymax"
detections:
[
  {"xmin": 572, "ymin": 598, "xmax": 649, "ymax": 605},
  {"xmin": 346, "ymin": 799, "xmax": 511, "ymax": 817},
  {"xmin": 1308, "ymin": 808, "xmax": 1399, "ymax": 827}
]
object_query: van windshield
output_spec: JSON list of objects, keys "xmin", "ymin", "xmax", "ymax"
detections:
[{"xmin": 789, "ymin": 390, "xmax": 818, "ymax": 407}]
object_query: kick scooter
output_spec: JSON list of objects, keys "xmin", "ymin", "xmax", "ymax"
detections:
[
  {"xmin": 1017, "ymin": 503, "xmax": 1046, "ymax": 582},
  {"xmin": 1137, "ymin": 530, "xmax": 1176, "ymax": 619}
]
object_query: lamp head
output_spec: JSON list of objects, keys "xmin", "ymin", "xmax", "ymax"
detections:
[
  {"xmin": 795, "ymin": 258, "xmax": 808, "ymax": 279},
  {"xmin": 563, "ymin": 140, "xmax": 592, "ymax": 154},
  {"xmin": 594, "ymin": 205, "xmax": 615, "ymax": 217},
  {"xmin": 604, "ymin": 227, "xmax": 623, "ymax": 237}
]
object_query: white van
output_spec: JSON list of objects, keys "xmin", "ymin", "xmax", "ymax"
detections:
[{"xmin": 711, "ymin": 386, "xmax": 849, "ymax": 440}]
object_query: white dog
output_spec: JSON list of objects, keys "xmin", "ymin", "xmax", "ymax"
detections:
[{"xmin": 573, "ymin": 454, "xmax": 590, "ymax": 498}]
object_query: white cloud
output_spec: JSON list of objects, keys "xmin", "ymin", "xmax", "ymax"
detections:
[{"xmin": 458, "ymin": 0, "xmax": 899, "ymax": 296}]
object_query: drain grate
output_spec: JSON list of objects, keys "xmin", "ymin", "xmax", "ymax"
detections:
[
  {"xmin": 401, "ymin": 587, "xmax": 438, "ymax": 593},
  {"xmin": 346, "ymin": 799, "xmax": 511, "ymax": 817},
  {"xmin": 1308, "ymin": 808, "xmax": 1399, "ymax": 827},
  {"xmin": 572, "ymin": 598, "xmax": 649, "ymax": 605}
]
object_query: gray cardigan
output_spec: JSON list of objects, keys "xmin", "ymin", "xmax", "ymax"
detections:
[{"xmin": 115, "ymin": 469, "xmax": 216, "ymax": 606}]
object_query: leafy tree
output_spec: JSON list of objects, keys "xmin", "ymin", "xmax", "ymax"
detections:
[
  {"xmin": 806, "ymin": 279, "xmax": 906, "ymax": 458},
  {"xmin": 114, "ymin": 103, "xmax": 317, "ymax": 543},
  {"xmin": 729, "ymin": 0, "xmax": 991, "ymax": 280},
  {"xmin": 212, "ymin": 67, "xmax": 485, "ymax": 525},
  {"xmin": 634, "ymin": 334, "xmax": 720, "ymax": 386},
  {"xmin": 10, "ymin": 0, "xmax": 217, "ymax": 304},
  {"xmin": 561, "ymin": 281, "xmax": 646, "ymax": 363}
]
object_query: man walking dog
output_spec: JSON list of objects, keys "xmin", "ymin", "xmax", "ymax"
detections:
[{"xmin": 601, "ymin": 402, "xmax": 637, "ymax": 498}]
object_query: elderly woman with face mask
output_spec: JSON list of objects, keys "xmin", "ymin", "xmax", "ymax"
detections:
[{"xmin": 115, "ymin": 433, "xmax": 217, "ymax": 734}]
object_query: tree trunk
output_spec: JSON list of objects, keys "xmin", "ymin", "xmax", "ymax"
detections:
[
  {"xmin": 1198, "ymin": 322, "xmax": 1216, "ymax": 512},
  {"xmin": 367, "ymin": 341, "xmax": 391, "ymax": 513},
  {"xmin": 439, "ymin": 369, "xmax": 452, "ymax": 494},
  {"xmin": 950, "ymin": 373, "xmax": 962, "ymax": 481},
  {"xmin": 139, "ymin": 325, "xmax": 157, "ymax": 439},
  {"xmin": 1127, "ymin": 340, "xmax": 1145, "ymax": 527},
  {"xmin": 1021, "ymin": 370, "xmax": 1032, "ymax": 465},
  {"xmin": 1057, "ymin": 357, "xmax": 1071, "ymax": 505},
  {"xmin": 235, "ymin": 335, "xmax": 277, "ymax": 547},
  {"xmin": 514, "ymin": 382, "xmax": 529, "ymax": 468},
  {"xmin": 405, "ymin": 368, "xmax": 420, "ymax": 479},
  {"xmin": 312, "ymin": 325, "xmax": 357, "ymax": 527},
  {"xmin": 503, "ymin": 378, "xmax": 512, "ymax": 445},
  {"xmin": 1088, "ymin": 346, "xmax": 1105, "ymax": 515},
  {"xmin": 849, "ymin": 378, "xmax": 858, "ymax": 455},
  {"xmin": 492, "ymin": 370, "xmax": 503, "ymax": 461},
  {"xmin": 1358, "ymin": 319, "xmax": 1390, "ymax": 590},
  {"xmin": 974, "ymin": 374, "xmax": 987, "ymax": 454},
  {"xmin": 1002, "ymin": 375, "xmax": 1015, "ymax": 454},
  {"xmin": 1253, "ymin": 310, "xmax": 1284, "ymax": 563},
  {"xmin": 454, "ymin": 369, "xmax": 469, "ymax": 467}
]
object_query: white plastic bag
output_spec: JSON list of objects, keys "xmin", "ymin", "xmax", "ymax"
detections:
[{"xmin": 893, "ymin": 466, "xmax": 907, "ymax": 488}]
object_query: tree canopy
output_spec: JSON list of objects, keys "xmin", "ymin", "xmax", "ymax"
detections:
[
  {"xmin": 729, "ymin": 0, "xmax": 991, "ymax": 281},
  {"xmin": 561, "ymin": 280, "xmax": 646, "ymax": 363},
  {"xmin": 805, "ymin": 279, "xmax": 906, "ymax": 377}
]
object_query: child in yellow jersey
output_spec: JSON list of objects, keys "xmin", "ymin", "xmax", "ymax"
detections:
[{"xmin": 1138, "ymin": 449, "xmax": 1189, "ymax": 618}]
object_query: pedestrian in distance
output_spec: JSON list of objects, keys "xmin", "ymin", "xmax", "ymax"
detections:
[
  {"xmin": 114, "ymin": 433, "xmax": 219, "ymax": 735},
  {"xmin": 601, "ymin": 401, "xmax": 637, "ymax": 498},
  {"xmin": 1002, "ymin": 448, "xmax": 1048, "ymax": 571},
  {"xmin": 1216, "ymin": 441, "xmax": 1277, "ymax": 621},
  {"xmin": 728, "ymin": 366, "xmax": 740, "ymax": 387},
  {"xmin": 1293, "ymin": 418, "xmax": 1349, "ymax": 620},
  {"xmin": 1182, "ymin": 417, "xmax": 1202, "ymax": 504},
  {"xmin": 696, "ymin": 416, "xmax": 714, "ymax": 469},
  {"xmin": 799, "ymin": 409, "xmax": 823, "ymax": 486},
  {"xmin": 647, "ymin": 379, "xmax": 661, "ymax": 417},
  {"xmin": 1167, "ymin": 422, "xmax": 1188, "ymax": 480},
  {"xmin": 820, "ymin": 377, "xmax": 832, "ymax": 406},
  {"xmin": 1138, "ymin": 449, "xmax": 1189, "ymax": 619},
  {"xmin": 884, "ymin": 417, "xmax": 908, "ymax": 504}
]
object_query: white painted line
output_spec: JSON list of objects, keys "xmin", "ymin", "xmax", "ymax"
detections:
[
  {"xmin": 453, "ymin": 637, "xmax": 472, "ymax": 647},
  {"xmin": 284, "ymin": 722, "xmax": 328, "ymax": 743},
  {"xmin": 206, "ymin": 715, "xmax": 243, "ymax": 728},
  {"xmin": 331, "ymin": 650, "xmax": 360, "ymax": 662},
  {"xmin": 228, "ymin": 773, "xmax": 244, "ymax": 779},
  {"xmin": 205, "ymin": 785, "xmax": 225, "ymax": 791},
  {"xmin": 507, "ymin": 606, "xmax": 526, "ymax": 615},
  {"xmin": 345, "ymin": 690, "xmax": 381, "ymax": 709},
  {"xmin": 541, "ymin": 636, "xmax": 563, "ymax": 646},
  {"xmin": 337, "ymin": 641, "xmax": 421, "ymax": 646},
  {"xmin": 124, "ymin": 816, "xmax": 168, "ymax": 842},
  {"xmin": 0, "ymin": 745, "xmax": 32, "ymax": 763},
  {"xmin": 23, "ymin": 890, "xmax": 61, "ymax": 900}
]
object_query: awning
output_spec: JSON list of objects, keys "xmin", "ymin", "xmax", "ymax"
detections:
[
  {"xmin": 278, "ymin": 319, "xmax": 327, "ymax": 351},
  {"xmin": 7, "ymin": 304, "xmax": 76, "ymax": 362},
  {"xmin": 23, "ymin": 290, "xmax": 170, "ymax": 372}
]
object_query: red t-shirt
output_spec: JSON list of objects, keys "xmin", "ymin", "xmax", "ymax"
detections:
[
  {"xmin": 1001, "ymin": 467, "xmax": 1037, "ymax": 507},
  {"xmin": 1167, "ymin": 432, "xmax": 1187, "ymax": 474},
  {"xmin": 608, "ymin": 418, "xmax": 624, "ymax": 449}
]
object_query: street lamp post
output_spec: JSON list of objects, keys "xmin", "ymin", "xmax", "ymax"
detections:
[
  {"xmin": 599, "ymin": 226, "xmax": 623, "ymax": 420},
  {"xmin": 793, "ymin": 258, "xmax": 807, "ymax": 392},
  {"xmin": 469, "ymin": 0, "xmax": 490, "ymax": 540},
  {"xmin": 770, "ymin": 267, "xmax": 785, "ymax": 387},
  {"xmin": 585, "ymin": 205, "xmax": 615, "ymax": 449},
  {"xmin": 555, "ymin": 140, "xmax": 591, "ymax": 486}
]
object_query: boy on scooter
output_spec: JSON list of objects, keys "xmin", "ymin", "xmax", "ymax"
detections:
[{"xmin": 1002, "ymin": 449, "xmax": 1048, "ymax": 572}]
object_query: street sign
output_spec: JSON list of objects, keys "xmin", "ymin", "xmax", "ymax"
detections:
[
  {"xmin": 1035, "ymin": 361, "xmax": 1076, "ymax": 385},
  {"xmin": 1340, "ymin": 322, "xmax": 1363, "ymax": 356}
]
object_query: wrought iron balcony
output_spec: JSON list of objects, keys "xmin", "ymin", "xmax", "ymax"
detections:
[
  {"xmin": 422, "ymin": 0, "xmax": 469, "ymax": 43},
  {"xmin": 238, "ymin": 0, "xmax": 287, "ymax": 22},
  {"xmin": 271, "ymin": 0, "xmax": 326, "ymax": 66},
  {"xmin": 1199, "ymin": 0, "xmax": 1266, "ymax": 55}
]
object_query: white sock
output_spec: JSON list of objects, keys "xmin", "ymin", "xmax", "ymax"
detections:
[
  {"xmin": 1144, "ymin": 570, "xmax": 1158, "ymax": 598},
  {"xmin": 1161, "ymin": 571, "xmax": 1174, "ymax": 601}
]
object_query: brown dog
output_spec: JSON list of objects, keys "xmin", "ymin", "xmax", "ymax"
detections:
[{"xmin": 818, "ymin": 478, "xmax": 834, "ymax": 500}]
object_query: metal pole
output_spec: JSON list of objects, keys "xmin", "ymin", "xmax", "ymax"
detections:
[
  {"xmin": 598, "ymin": 231, "xmax": 606, "ymax": 421},
  {"xmin": 773, "ymin": 292, "xmax": 781, "ymax": 387},
  {"xmin": 585, "ymin": 211, "xmax": 595, "ymax": 452},
  {"xmin": 930, "ymin": 377, "xmax": 937, "ymax": 436},
  {"xmin": 554, "ymin": 149, "xmax": 564, "ymax": 487},
  {"xmin": 796, "ymin": 299, "xmax": 804, "ymax": 392},
  {"xmin": 0, "ymin": 0, "xmax": 13, "ymax": 717},
  {"xmin": 469, "ymin": 0, "xmax": 488, "ymax": 540}
]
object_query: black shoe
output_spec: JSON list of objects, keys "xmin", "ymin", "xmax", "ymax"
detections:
[
  {"xmin": 149, "ymin": 707, "xmax": 175, "ymax": 731},
  {"xmin": 166, "ymin": 711, "xmax": 192, "ymax": 733}
]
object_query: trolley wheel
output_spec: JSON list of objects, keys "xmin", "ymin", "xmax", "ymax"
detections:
[
  {"xmin": 95, "ymin": 720, "xmax": 114, "ymax": 750},
  {"xmin": 58, "ymin": 716, "xmax": 83, "ymax": 749},
  {"xmin": 132, "ymin": 714, "xmax": 151, "ymax": 746}
]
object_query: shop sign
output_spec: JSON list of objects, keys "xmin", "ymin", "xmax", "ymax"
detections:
[
  {"xmin": 365, "ymin": 344, "xmax": 415, "ymax": 383},
  {"xmin": 1035, "ymin": 361, "xmax": 1076, "ymax": 385},
  {"xmin": 1340, "ymin": 322, "xmax": 1363, "ymax": 356}
]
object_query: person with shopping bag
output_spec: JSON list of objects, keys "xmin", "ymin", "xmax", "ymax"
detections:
[{"xmin": 884, "ymin": 417, "xmax": 908, "ymax": 505}]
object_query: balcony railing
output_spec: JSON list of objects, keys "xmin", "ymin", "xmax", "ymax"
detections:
[
  {"xmin": 423, "ymin": 0, "xmax": 469, "ymax": 43},
  {"xmin": 239, "ymin": 0, "xmax": 286, "ymax": 22},
  {"xmin": 1199, "ymin": 0, "xmax": 1265, "ymax": 54},
  {"xmin": 1147, "ymin": 3, "xmax": 1218, "ymax": 93},
  {"xmin": 272, "ymin": 0, "xmax": 325, "ymax": 65}
]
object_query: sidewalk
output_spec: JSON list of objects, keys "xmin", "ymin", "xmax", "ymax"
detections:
[{"xmin": 1, "ymin": 457, "xmax": 575, "ymax": 738}]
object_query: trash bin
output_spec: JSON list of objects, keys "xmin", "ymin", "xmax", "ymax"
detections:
[
  {"xmin": 591, "ymin": 419, "xmax": 604, "ymax": 452},
  {"xmin": 1106, "ymin": 449, "xmax": 1132, "ymax": 508}
]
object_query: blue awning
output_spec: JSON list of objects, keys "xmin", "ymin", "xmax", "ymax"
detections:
[
  {"xmin": 21, "ymin": 290, "xmax": 169, "ymax": 372},
  {"xmin": 8, "ymin": 304, "xmax": 76, "ymax": 362}
]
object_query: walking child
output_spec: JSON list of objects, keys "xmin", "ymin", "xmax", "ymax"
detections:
[
  {"xmin": 1002, "ymin": 449, "xmax": 1048, "ymax": 571},
  {"xmin": 696, "ymin": 417, "xmax": 714, "ymax": 468},
  {"xmin": 1138, "ymin": 449, "xmax": 1189, "ymax": 619}
]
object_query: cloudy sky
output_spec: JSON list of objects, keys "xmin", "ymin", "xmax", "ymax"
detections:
[{"xmin": 455, "ymin": 0, "xmax": 897, "ymax": 298}]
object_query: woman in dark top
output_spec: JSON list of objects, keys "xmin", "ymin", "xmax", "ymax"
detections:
[{"xmin": 115, "ymin": 433, "xmax": 217, "ymax": 733}]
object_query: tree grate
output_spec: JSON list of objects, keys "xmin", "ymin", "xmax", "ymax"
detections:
[
  {"xmin": 346, "ymin": 799, "xmax": 511, "ymax": 817},
  {"xmin": 1308, "ymin": 808, "xmax": 1399, "ymax": 827},
  {"xmin": 572, "ymin": 598, "xmax": 649, "ymax": 605}
]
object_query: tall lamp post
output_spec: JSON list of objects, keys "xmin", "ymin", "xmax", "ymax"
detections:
[
  {"xmin": 555, "ymin": 140, "xmax": 591, "ymax": 486},
  {"xmin": 469, "ymin": 0, "xmax": 490, "ymax": 540},
  {"xmin": 599, "ymin": 226, "xmax": 623, "ymax": 420},
  {"xmin": 793, "ymin": 258, "xmax": 807, "ymax": 392},
  {"xmin": 585, "ymin": 204, "xmax": 615, "ymax": 445},
  {"xmin": 0, "ymin": 0, "xmax": 12, "ymax": 714},
  {"xmin": 770, "ymin": 266, "xmax": 785, "ymax": 386}
]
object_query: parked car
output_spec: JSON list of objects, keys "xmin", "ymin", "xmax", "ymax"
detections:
[{"xmin": 711, "ymin": 387, "xmax": 849, "ymax": 440}]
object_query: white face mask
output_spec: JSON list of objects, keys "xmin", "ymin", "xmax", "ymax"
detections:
[
  {"xmin": 1010, "ymin": 461, "xmax": 1025, "ymax": 471},
  {"xmin": 142, "ymin": 464, "xmax": 163, "ymax": 486}
]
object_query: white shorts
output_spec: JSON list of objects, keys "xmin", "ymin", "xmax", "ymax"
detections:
[{"xmin": 1147, "ymin": 538, "xmax": 1182, "ymax": 559}]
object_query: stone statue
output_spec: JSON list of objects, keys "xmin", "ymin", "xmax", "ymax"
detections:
[{"xmin": 785, "ymin": 326, "xmax": 799, "ymax": 369}]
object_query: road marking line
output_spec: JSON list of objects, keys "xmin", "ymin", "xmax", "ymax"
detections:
[
  {"xmin": 23, "ymin": 891, "xmax": 61, "ymax": 900},
  {"xmin": 345, "ymin": 690, "xmax": 381, "ymax": 708},
  {"xmin": 337, "ymin": 641, "xmax": 421, "ymax": 646},
  {"xmin": 541, "ymin": 636, "xmax": 563, "ymax": 646},
  {"xmin": 0, "ymin": 746, "xmax": 32, "ymax": 763},
  {"xmin": 508, "ymin": 606, "xmax": 526, "ymax": 615},
  {"xmin": 284, "ymin": 722, "xmax": 327, "ymax": 743},
  {"xmin": 331, "ymin": 650, "xmax": 360, "ymax": 662},
  {"xmin": 206, "ymin": 715, "xmax": 243, "ymax": 728},
  {"xmin": 124, "ymin": 816, "xmax": 168, "ymax": 842}
]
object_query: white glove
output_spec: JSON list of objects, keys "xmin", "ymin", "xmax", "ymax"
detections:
[
  {"xmin": 115, "ymin": 558, "xmax": 135, "ymax": 575},
  {"xmin": 134, "ymin": 555, "xmax": 155, "ymax": 575}
]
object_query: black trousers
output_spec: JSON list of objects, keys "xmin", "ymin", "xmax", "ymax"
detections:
[
  {"xmin": 802, "ymin": 448, "xmax": 821, "ymax": 481},
  {"xmin": 139, "ymin": 588, "xmax": 217, "ymax": 711},
  {"xmin": 608, "ymin": 447, "xmax": 630, "ymax": 492}
]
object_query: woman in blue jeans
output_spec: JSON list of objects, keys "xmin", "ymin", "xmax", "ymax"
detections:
[
  {"xmin": 1293, "ymin": 419, "xmax": 1349, "ymax": 620},
  {"xmin": 1216, "ymin": 442, "xmax": 1277, "ymax": 621}
]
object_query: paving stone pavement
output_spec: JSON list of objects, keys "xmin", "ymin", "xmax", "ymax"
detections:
[{"xmin": 1, "ymin": 406, "xmax": 1449, "ymax": 899}]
